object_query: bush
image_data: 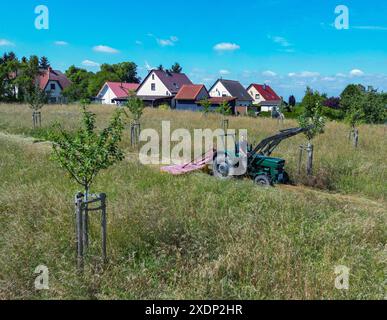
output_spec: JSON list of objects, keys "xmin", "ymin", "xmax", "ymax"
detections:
[{"xmin": 159, "ymin": 104, "xmax": 170, "ymax": 111}]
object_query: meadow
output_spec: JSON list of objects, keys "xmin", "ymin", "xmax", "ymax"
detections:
[{"xmin": 0, "ymin": 103, "xmax": 386, "ymax": 299}]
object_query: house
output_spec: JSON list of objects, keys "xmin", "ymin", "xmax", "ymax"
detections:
[
  {"xmin": 37, "ymin": 67, "xmax": 71, "ymax": 104},
  {"xmin": 136, "ymin": 69, "xmax": 193, "ymax": 107},
  {"xmin": 174, "ymin": 85, "xmax": 209, "ymax": 111},
  {"xmin": 247, "ymin": 84, "xmax": 282, "ymax": 112},
  {"xmin": 209, "ymin": 79, "xmax": 253, "ymax": 115},
  {"xmin": 96, "ymin": 82, "xmax": 140, "ymax": 105}
]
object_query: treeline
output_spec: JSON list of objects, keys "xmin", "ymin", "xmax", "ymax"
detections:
[
  {"xmin": 0, "ymin": 52, "xmax": 142, "ymax": 103},
  {"xmin": 299, "ymin": 85, "xmax": 386, "ymax": 125}
]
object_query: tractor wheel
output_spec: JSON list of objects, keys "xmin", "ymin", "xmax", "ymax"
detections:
[
  {"xmin": 282, "ymin": 171, "xmax": 291, "ymax": 184},
  {"xmin": 213, "ymin": 153, "xmax": 233, "ymax": 180},
  {"xmin": 254, "ymin": 175, "xmax": 272, "ymax": 187}
]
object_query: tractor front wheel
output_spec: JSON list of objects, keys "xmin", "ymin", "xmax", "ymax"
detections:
[{"xmin": 254, "ymin": 175, "xmax": 272, "ymax": 187}]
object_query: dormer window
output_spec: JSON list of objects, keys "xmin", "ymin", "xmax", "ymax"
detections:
[
  {"xmin": 255, "ymin": 94, "xmax": 260, "ymax": 99},
  {"xmin": 50, "ymin": 83, "xmax": 56, "ymax": 90}
]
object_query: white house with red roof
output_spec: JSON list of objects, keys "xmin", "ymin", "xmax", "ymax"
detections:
[
  {"xmin": 37, "ymin": 67, "xmax": 71, "ymax": 104},
  {"xmin": 247, "ymin": 84, "xmax": 282, "ymax": 112},
  {"xmin": 96, "ymin": 82, "xmax": 140, "ymax": 105}
]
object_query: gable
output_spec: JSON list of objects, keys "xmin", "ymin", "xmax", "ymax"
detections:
[{"xmin": 137, "ymin": 71, "xmax": 171, "ymax": 96}]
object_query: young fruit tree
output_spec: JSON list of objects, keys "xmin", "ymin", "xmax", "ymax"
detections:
[
  {"xmin": 198, "ymin": 98, "xmax": 212, "ymax": 116},
  {"xmin": 217, "ymin": 100, "xmax": 232, "ymax": 131},
  {"xmin": 50, "ymin": 106, "xmax": 125, "ymax": 259},
  {"xmin": 298, "ymin": 101, "xmax": 325, "ymax": 176},
  {"xmin": 25, "ymin": 84, "xmax": 48, "ymax": 128},
  {"xmin": 125, "ymin": 94, "xmax": 144, "ymax": 147}
]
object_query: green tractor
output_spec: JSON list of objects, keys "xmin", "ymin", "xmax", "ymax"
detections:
[{"xmin": 212, "ymin": 127, "xmax": 310, "ymax": 186}]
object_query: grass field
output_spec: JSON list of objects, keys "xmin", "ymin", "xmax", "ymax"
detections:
[{"xmin": 0, "ymin": 103, "xmax": 386, "ymax": 300}]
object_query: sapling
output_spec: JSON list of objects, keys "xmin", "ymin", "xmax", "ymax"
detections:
[
  {"xmin": 217, "ymin": 100, "xmax": 232, "ymax": 131},
  {"xmin": 198, "ymin": 98, "xmax": 212, "ymax": 116},
  {"xmin": 51, "ymin": 105, "xmax": 125, "ymax": 248},
  {"xmin": 298, "ymin": 101, "xmax": 325, "ymax": 175},
  {"xmin": 345, "ymin": 99, "xmax": 364, "ymax": 148},
  {"xmin": 124, "ymin": 94, "xmax": 144, "ymax": 147},
  {"xmin": 25, "ymin": 84, "xmax": 48, "ymax": 128}
]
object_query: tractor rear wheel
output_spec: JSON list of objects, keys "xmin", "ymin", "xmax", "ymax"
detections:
[{"xmin": 254, "ymin": 174, "xmax": 272, "ymax": 187}]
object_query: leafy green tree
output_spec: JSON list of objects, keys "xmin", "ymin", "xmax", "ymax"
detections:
[
  {"xmin": 15, "ymin": 55, "xmax": 41, "ymax": 100},
  {"xmin": 169, "ymin": 63, "xmax": 182, "ymax": 73},
  {"xmin": 0, "ymin": 52, "xmax": 20, "ymax": 102},
  {"xmin": 63, "ymin": 65, "xmax": 94, "ymax": 102},
  {"xmin": 39, "ymin": 56, "xmax": 50, "ymax": 69},
  {"xmin": 199, "ymin": 98, "xmax": 212, "ymax": 116},
  {"xmin": 51, "ymin": 105, "xmax": 125, "ymax": 199},
  {"xmin": 301, "ymin": 87, "xmax": 325, "ymax": 118},
  {"xmin": 157, "ymin": 65, "xmax": 164, "ymax": 71}
]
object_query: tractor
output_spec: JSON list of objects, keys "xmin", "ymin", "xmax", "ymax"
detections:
[{"xmin": 212, "ymin": 127, "xmax": 311, "ymax": 186}]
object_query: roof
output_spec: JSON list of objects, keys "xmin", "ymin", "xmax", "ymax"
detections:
[
  {"xmin": 207, "ymin": 97, "xmax": 237, "ymax": 104},
  {"xmin": 211, "ymin": 79, "xmax": 253, "ymax": 101},
  {"xmin": 138, "ymin": 70, "xmax": 193, "ymax": 94},
  {"xmin": 105, "ymin": 82, "xmax": 140, "ymax": 98},
  {"xmin": 258, "ymin": 101, "xmax": 281, "ymax": 106},
  {"xmin": 38, "ymin": 68, "xmax": 71, "ymax": 91},
  {"xmin": 175, "ymin": 85, "xmax": 207, "ymax": 100},
  {"xmin": 249, "ymin": 84, "xmax": 281, "ymax": 101}
]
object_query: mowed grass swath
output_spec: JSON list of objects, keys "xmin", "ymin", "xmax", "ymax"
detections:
[{"xmin": 0, "ymin": 103, "xmax": 386, "ymax": 300}]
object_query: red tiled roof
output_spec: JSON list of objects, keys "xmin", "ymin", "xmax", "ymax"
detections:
[
  {"xmin": 38, "ymin": 68, "xmax": 71, "ymax": 90},
  {"xmin": 106, "ymin": 82, "xmax": 140, "ymax": 98},
  {"xmin": 175, "ymin": 85, "xmax": 207, "ymax": 100},
  {"xmin": 249, "ymin": 84, "xmax": 281, "ymax": 101}
]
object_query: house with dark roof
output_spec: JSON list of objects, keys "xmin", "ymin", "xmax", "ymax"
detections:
[
  {"xmin": 37, "ymin": 67, "xmax": 71, "ymax": 104},
  {"xmin": 209, "ymin": 79, "xmax": 253, "ymax": 115},
  {"xmin": 136, "ymin": 69, "xmax": 193, "ymax": 107},
  {"xmin": 96, "ymin": 82, "xmax": 140, "ymax": 105},
  {"xmin": 247, "ymin": 84, "xmax": 282, "ymax": 112}
]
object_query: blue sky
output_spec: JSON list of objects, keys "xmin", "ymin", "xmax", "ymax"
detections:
[{"xmin": 0, "ymin": 0, "xmax": 386, "ymax": 99}]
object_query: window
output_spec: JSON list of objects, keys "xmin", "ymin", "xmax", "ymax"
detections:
[
  {"xmin": 152, "ymin": 74, "xmax": 155, "ymax": 80},
  {"xmin": 151, "ymin": 83, "xmax": 156, "ymax": 91},
  {"xmin": 255, "ymin": 94, "xmax": 260, "ymax": 99},
  {"xmin": 50, "ymin": 83, "xmax": 56, "ymax": 90}
]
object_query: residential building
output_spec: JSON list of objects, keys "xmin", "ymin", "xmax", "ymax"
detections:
[
  {"xmin": 247, "ymin": 84, "xmax": 282, "ymax": 112},
  {"xmin": 96, "ymin": 82, "xmax": 140, "ymax": 105}
]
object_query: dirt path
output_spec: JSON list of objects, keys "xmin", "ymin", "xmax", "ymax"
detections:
[{"xmin": 1, "ymin": 131, "xmax": 385, "ymax": 211}]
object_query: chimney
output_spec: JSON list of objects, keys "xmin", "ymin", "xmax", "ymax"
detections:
[{"xmin": 263, "ymin": 84, "xmax": 267, "ymax": 90}]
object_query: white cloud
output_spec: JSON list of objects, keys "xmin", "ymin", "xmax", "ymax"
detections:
[
  {"xmin": 288, "ymin": 71, "xmax": 320, "ymax": 78},
  {"xmin": 154, "ymin": 35, "xmax": 179, "ymax": 47},
  {"xmin": 54, "ymin": 41, "xmax": 68, "ymax": 46},
  {"xmin": 350, "ymin": 69, "xmax": 365, "ymax": 77},
  {"xmin": 219, "ymin": 69, "xmax": 230, "ymax": 75},
  {"xmin": 135, "ymin": 40, "xmax": 143, "ymax": 45},
  {"xmin": 93, "ymin": 45, "xmax": 119, "ymax": 54},
  {"xmin": 82, "ymin": 60, "xmax": 100, "ymax": 67},
  {"xmin": 0, "ymin": 39, "xmax": 15, "ymax": 46},
  {"xmin": 213, "ymin": 42, "xmax": 240, "ymax": 52},
  {"xmin": 272, "ymin": 36, "xmax": 291, "ymax": 47},
  {"xmin": 262, "ymin": 70, "xmax": 277, "ymax": 77}
]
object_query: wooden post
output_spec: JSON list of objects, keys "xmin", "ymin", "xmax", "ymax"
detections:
[
  {"xmin": 130, "ymin": 122, "xmax": 141, "ymax": 147},
  {"xmin": 298, "ymin": 145, "xmax": 304, "ymax": 175},
  {"xmin": 100, "ymin": 193, "xmax": 107, "ymax": 263},
  {"xmin": 306, "ymin": 142, "xmax": 314, "ymax": 176},
  {"xmin": 83, "ymin": 191, "xmax": 89, "ymax": 251},
  {"xmin": 75, "ymin": 193, "xmax": 84, "ymax": 271},
  {"xmin": 353, "ymin": 128, "xmax": 359, "ymax": 148},
  {"xmin": 222, "ymin": 118, "xmax": 229, "ymax": 132}
]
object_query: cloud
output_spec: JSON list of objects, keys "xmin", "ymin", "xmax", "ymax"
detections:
[
  {"xmin": 271, "ymin": 36, "xmax": 291, "ymax": 47},
  {"xmin": 350, "ymin": 69, "xmax": 365, "ymax": 77},
  {"xmin": 135, "ymin": 40, "xmax": 143, "ymax": 45},
  {"xmin": 151, "ymin": 35, "xmax": 179, "ymax": 47},
  {"xmin": 145, "ymin": 61, "xmax": 155, "ymax": 71},
  {"xmin": 54, "ymin": 41, "xmax": 68, "ymax": 46},
  {"xmin": 262, "ymin": 70, "xmax": 277, "ymax": 77},
  {"xmin": 288, "ymin": 71, "xmax": 320, "ymax": 78},
  {"xmin": 82, "ymin": 60, "xmax": 100, "ymax": 67},
  {"xmin": 219, "ymin": 69, "xmax": 230, "ymax": 75},
  {"xmin": 0, "ymin": 39, "xmax": 15, "ymax": 46},
  {"xmin": 213, "ymin": 42, "xmax": 240, "ymax": 52},
  {"xmin": 93, "ymin": 45, "xmax": 119, "ymax": 54}
]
